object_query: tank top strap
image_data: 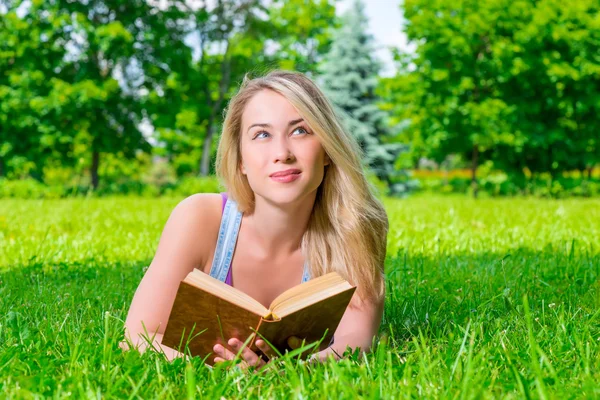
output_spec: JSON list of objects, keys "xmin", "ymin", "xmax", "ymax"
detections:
[
  {"xmin": 209, "ymin": 193, "xmax": 243, "ymax": 282},
  {"xmin": 301, "ymin": 260, "xmax": 311, "ymax": 283},
  {"xmin": 209, "ymin": 192, "xmax": 312, "ymax": 284}
]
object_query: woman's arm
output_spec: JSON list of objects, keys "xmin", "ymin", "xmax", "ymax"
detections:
[
  {"xmin": 120, "ymin": 194, "xmax": 221, "ymax": 361},
  {"xmin": 311, "ymin": 290, "xmax": 385, "ymax": 362},
  {"xmin": 119, "ymin": 332, "xmax": 186, "ymax": 361}
]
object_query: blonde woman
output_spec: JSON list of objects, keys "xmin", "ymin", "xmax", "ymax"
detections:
[{"xmin": 121, "ymin": 70, "xmax": 389, "ymax": 368}]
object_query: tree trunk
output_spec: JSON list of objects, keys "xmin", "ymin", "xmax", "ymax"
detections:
[
  {"xmin": 199, "ymin": 116, "xmax": 214, "ymax": 176},
  {"xmin": 0, "ymin": 157, "xmax": 3, "ymax": 178},
  {"xmin": 586, "ymin": 166, "xmax": 593, "ymax": 180},
  {"xmin": 471, "ymin": 145, "xmax": 479, "ymax": 198},
  {"xmin": 197, "ymin": 35, "xmax": 232, "ymax": 177},
  {"xmin": 91, "ymin": 149, "xmax": 100, "ymax": 190}
]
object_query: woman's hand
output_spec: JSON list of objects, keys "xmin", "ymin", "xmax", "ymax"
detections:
[
  {"xmin": 213, "ymin": 335, "xmax": 279, "ymax": 370},
  {"xmin": 212, "ymin": 335, "xmax": 315, "ymax": 370}
]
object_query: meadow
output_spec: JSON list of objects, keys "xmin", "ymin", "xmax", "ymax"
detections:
[{"xmin": 1, "ymin": 194, "xmax": 599, "ymax": 398}]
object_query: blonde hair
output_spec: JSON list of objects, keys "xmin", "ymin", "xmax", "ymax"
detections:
[{"xmin": 215, "ymin": 70, "xmax": 388, "ymax": 302}]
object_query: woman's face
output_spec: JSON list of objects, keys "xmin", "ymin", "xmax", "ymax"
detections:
[{"xmin": 239, "ymin": 89, "xmax": 330, "ymax": 205}]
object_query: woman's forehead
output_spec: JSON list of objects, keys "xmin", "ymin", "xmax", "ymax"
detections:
[{"xmin": 242, "ymin": 90, "xmax": 302, "ymax": 126}]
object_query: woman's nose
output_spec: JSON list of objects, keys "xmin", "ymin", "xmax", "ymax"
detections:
[{"xmin": 272, "ymin": 136, "xmax": 295, "ymax": 163}]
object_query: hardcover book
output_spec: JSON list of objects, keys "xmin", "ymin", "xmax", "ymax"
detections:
[{"xmin": 161, "ymin": 269, "xmax": 356, "ymax": 364}]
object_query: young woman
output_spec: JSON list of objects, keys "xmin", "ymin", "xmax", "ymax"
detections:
[{"xmin": 120, "ymin": 70, "xmax": 389, "ymax": 368}]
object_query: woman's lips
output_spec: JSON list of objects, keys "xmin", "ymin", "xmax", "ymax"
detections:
[{"xmin": 270, "ymin": 172, "xmax": 301, "ymax": 183}]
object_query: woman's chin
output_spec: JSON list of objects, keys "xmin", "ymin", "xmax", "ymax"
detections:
[{"xmin": 257, "ymin": 188, "xmax": 310, "ymax": 206}]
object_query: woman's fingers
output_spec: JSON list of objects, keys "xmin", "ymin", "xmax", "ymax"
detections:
[
  {"xmin": 213, "ymin": 338, "xmax": 267, "ymax": 369},
  {"xmin": 255, "ymin": 339, "xmax": 278, "ymax": 360},
  {"xmin": 213, "ymin": 342, "xmax": 252, "ymax": 369},
  {"xmin": 213, "ymin": 343, "xmax": 237, "ymax": 362},
  {"xmin": 228, "ymin": 338, "xmax": 266, "ymax": 368},
  {"xmin": 215, "ymin": 336, "xmax": 318, "ymax": 367}
]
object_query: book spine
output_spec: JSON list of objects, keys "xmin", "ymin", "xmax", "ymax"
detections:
[
  {"xmin": 250, "ymin": 315, "xmax": 281, "ymax": 347},
  {"xmin": 262, "ymin": 311, "xmax": 282, "ymax": 322}
]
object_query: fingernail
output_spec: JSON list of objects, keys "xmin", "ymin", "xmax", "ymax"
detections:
[
  {"xmin": 213, "ymin": 344, "xmax": 221, "ymax": 352},
  {"xmin": 228, "ymin": 339, "xmax": 238, "ymax": 348}
]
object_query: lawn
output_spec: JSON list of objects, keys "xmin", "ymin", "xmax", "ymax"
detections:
[{"xmin": 1, "ymin": 194, "xmax": 599, "ymax": 398}]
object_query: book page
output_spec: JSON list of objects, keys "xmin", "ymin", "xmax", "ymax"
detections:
[{"xmin": 269, "ymin": 272, "xmax": 354, "ymax": 318}]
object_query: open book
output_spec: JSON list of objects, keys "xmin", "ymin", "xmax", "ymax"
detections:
[{"xmin": 161, "ymin": 269, "xmax": 356, "ymax": 364}]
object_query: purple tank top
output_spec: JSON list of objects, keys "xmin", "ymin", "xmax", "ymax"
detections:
[{"xmin": 221, "ymin": 192, "xmax": 233, "ymax": 286}]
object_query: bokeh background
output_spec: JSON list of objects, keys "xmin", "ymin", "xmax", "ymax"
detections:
[{"xmin": 2, "ymin": 0, "xmax": 598, "ymax": 199}]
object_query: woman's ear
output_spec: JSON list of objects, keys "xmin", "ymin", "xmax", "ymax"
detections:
[{"xmin": 324, "ymin": 154, "xmax": 331, "ymax": 166}]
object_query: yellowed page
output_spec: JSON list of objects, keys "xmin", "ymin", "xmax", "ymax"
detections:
[{"xmin": 269, "ymin": 272, "xmax": 353, "ymax": 318}]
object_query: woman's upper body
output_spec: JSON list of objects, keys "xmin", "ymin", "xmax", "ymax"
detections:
[
  {"xmin": 121, "ymin": 70, "xmax": 388, "ymax": 365},
  {"xmin": 215, "ymin": 192, "xmax": 312, "ymax": 288}
]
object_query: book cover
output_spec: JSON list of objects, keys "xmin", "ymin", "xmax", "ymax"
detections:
[{"xmin": 161, "ymin": 272, "xmax": 355, "ymax": 364}]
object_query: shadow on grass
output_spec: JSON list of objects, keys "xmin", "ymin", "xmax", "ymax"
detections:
[
  {"xmin": 2, "ymin": 247, "xmax": 598, "ymax": 351},
  {"xmin": 382, "ymin": 246, "xmax": 600, "ymax": 342}
]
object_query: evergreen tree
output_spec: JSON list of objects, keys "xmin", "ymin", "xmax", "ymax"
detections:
[{"xmin": 318, "ymin": 0, "xmax": 408, "ymax": 195}]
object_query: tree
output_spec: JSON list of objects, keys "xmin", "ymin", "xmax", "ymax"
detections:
[
  {"xmin": 398, "ymin": 0, "xmax": 522, "ymax": 197},
  {"xmin": 497, "ymin": 0, "xmax": 600, "ymax": 179},
  {"xmin": 0, "ymin": 1, "xmax": 74, "ymax": 179},
  {"xmin": 266, "ymin": 0, "xmax": 338, "ymax": 77},
  {"xmin": 318, "ymin": 0, "xmax": 407, "ymax": 194},
  {"xmin": 1, "ymin": 0, "xmax": 342, "ymax": 185},
  {"xmin": 50, "ymin": 0, "xmax": 195, "ymax": 188},
  {"xmin": 390, "ymin": 0, "xmax": 600, "ymax": 196}
]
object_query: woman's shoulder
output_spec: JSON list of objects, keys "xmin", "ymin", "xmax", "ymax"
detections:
[
  {"xmin": 171, "ymin": 192, "xmax": 224, "ymax": 232},
  {"xmin": 165, "ymin": 193, "xmax": 224, "ymax": 270},
  {"xmin": 174, "ymin": 192, "xmax": 224, "ymax": 215}
]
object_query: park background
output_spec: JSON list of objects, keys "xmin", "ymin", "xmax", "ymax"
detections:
[{"xmin": 1, "ymin": 0, "xmax": 599, "ymax": 398}]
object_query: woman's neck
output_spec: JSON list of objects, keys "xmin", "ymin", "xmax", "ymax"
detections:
[{"xmin": 247, "ymin": 191, "xmax": 316, "ymax": 258}]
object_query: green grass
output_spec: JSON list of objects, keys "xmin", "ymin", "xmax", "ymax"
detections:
[{"xmin": 1, "ymin": 194, "xmax": 599, "ymax": 398}]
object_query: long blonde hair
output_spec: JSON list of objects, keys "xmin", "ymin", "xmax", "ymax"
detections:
[{"xmin": 215, "ymin": 70, "xmax": 388, "ymax": 302}]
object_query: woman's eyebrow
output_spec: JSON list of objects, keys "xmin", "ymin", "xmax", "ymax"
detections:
[{"xmin": 246, "ymin": 118, "xmax": 304, "ymax": 133}]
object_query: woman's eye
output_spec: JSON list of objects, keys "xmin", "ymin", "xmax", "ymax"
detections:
[
  {"xmin": 255, "ymin": 131, "xmax": 269, "ymax": 139},
  {"xmin": 293, "ymin": 127, "xmax": 308, "ymax": 135},
  {"xmin": 253, "ymin": 127, "xmax": 309, "ymax": 140}
]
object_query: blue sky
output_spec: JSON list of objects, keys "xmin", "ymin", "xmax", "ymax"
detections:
[{"xmin": 336, "ymin": 0, "xmax": 415, "ymax": 76}]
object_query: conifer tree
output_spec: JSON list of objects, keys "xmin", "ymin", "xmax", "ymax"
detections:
[{"xmin": 318, "ymin": 0, "xmax": 408, "ymax": 195}]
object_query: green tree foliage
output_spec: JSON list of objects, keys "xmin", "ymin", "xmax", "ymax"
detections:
[
  {"xmin": 267, "ymin": 0, "xmax": 338, "ymax": 76},
  {"xmin": 318, "ymin": 0, "xmax": 407, "ymax": 194},
  {"xmin": 388, "ymin": 0, "xmax": 600, "ymax": 196},
  {"xmin": 0, "ymin": 0, "xmax": 338, "ymax": 187},
  {"xmin": 51, "ymin": 0, "xmax": 187, "ymax": 188},
  {"xmin": 0, "ymin": 1, "xmax": 74, "ymax": 179},
  {"xmin": 392, "ymin": 0, "xmax": 522, "ymax": 197},
  {"xmin": 497, "ymin": 0, "xmax": 600, "ymax": 178}
]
